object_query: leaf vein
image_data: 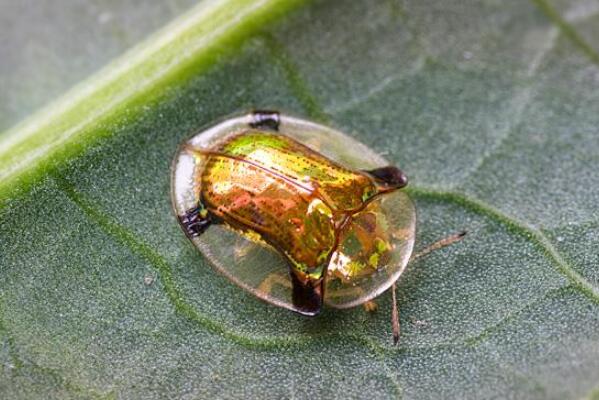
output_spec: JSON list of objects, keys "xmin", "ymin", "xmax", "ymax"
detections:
[
  {"xmin": 52, "ymin": 174, "xmax": 395, "ymax": 352},
  {"xmin": 462, "ymin": 286, "xmax": 571, "ymax": 347},
  {"xmin": 454, "ymin": 22, "xmax": 560, "ymax": 187},
  {"xmin": 408, "ymin": 186, "xmax": 599, "ymax": 305},
  {"xmin": 531, "ymin": 0, "xmax": 599, "ymax": 66},
  {"xmin": 261, "ymin": 33, "xmax": 330, "ymax": 122},
  {"xmin": 52, "ymin": 175, "xmax": 599, "ymax": 361},
  {"xmin": 0, "ymin": 297, "xmax": 112, "ymax": 399}
]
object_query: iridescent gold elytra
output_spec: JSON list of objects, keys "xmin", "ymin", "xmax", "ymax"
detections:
[{"xmin": 179, "ymin": 115, "xmax": 408, "ymax": 315}]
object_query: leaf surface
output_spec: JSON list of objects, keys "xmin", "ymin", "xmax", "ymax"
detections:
[{"xmin": 1, "ymin": 0, "xmax": 599, "ymax": 398}]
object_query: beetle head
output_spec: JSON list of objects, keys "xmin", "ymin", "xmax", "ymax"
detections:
[{"xmin": 364, "ymin": 166, "xmax": 408, "ymax": 190}]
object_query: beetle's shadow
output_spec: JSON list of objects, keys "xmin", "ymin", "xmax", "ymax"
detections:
[
  {"xmin": 293, "ymin": 307, "xmax": 367, "ymax": 339},
  {"xmin": 296, "ymin": 311, "xmax": 342, "ymax": 337}
]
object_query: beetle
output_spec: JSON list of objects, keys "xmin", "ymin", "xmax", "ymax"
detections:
[{"xmin": 171, "ymin": 111, "xmax": 464, "ymax": 343}]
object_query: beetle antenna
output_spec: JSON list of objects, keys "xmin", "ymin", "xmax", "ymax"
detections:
[
  {"xmin": 392, "ymin": 282, "xmax": 400, "ymax": 345},
  {"xmin": 412, "ymin": 230, "xmax": 467, "ymax": 261},
  {"xmin": 391, "ymin": 231, "xmax": 465, "ymax": 344}
]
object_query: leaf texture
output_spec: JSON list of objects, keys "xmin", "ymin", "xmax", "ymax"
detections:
[{"xmin": 1, "ymin": 0, "xmax": 599, "ymax": 398}]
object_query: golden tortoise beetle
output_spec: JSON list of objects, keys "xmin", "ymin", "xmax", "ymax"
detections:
[{"xmin": 171, "ymin": 111, "xmax": 464, "ymax": 343}]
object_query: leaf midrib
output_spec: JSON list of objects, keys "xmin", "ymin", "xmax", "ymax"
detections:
[
  {"xmin": 0, "ymin": 0, "xmax": 308, "ymax": 199},
  {"xmin": 3, "ymin": 1, "xmax": 599, "ymax": 397}
]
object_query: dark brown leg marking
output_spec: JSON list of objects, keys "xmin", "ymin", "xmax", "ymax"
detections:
[
  {"xmin": 250, "ymin": 110, "xmax": 280, "ymax": 131},
  {"xmin": 179, "ymin": 206, "xmax": 212, "ymax": 238},
  {"xmin": 290, "ymin": 273, "xmax": 323, "ymax": 316},
  {"xmin": 363, "ymin": 166, "xmax": 408, "ymax": 189}
]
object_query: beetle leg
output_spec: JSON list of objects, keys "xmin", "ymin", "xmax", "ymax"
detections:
[
  {"xmin": 179, "ymin": 205, "xmax": 212, "ymax": 238},
  {"xmin": 363, "ymin": 300, "xmax": 378, "ymax": 312},
  {"xmin": 249, "ymin": 110, "xmax": 280, "ymax": 131},
  {"xmin": 392, "ymin": 282, "xmax": 400, "ymax": 345}
]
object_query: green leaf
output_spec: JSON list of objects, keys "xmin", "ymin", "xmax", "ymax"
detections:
[{"xmin": 2, "ymin": 0, "xmax": 599, "ymax": 398}]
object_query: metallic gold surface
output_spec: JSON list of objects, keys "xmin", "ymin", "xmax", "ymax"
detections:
[
  {"xmin": 172, "ymin": 113, "xmax": 416, "ymax": 315},
  {"xmin": 197, "ymin": 130, "xmax": 383, "ymax": 280}
]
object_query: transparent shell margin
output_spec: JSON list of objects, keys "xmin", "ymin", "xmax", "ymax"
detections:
[{"xmin": 171, "ymin": 112, "xmax": 416, "ymax": 312}]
